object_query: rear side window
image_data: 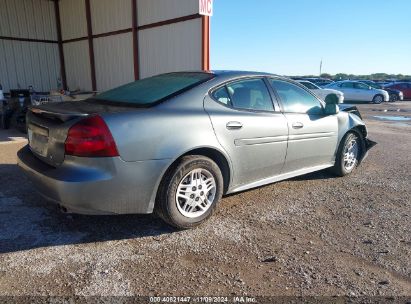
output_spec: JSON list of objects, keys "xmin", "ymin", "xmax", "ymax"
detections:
[
  {"xmin": 213, "ymin": 86, "xmax": 232, "ymax": 106},
  {"xmin": 269, "ymin": 80, "xmax": 323, "ymax": 115},
  {"xmin": 213, "ymin": 79, "xmax": 274, "ymax": 112},
  {"xmin": 93, "ymin": 72, "xmax": 214, "ymax": 106}
]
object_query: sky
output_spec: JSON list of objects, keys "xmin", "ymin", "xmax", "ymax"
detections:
[{"xmin": 210, "ymin": 0, "xmax": 411, "ymax": 76}]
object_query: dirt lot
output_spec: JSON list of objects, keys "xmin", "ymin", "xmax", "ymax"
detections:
[{"xmin": 0, "ymin": 101, "xmax": 410, "ymax": 300}]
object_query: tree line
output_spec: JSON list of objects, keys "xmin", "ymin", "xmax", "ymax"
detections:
[{"xmin": 295, "ymin": 73, "xmax": 411, "ymax": 81}]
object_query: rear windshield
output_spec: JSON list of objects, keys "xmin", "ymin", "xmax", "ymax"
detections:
[{"xmin": 93, "ymin": 72, "xmax": 214, "ymax": 106}]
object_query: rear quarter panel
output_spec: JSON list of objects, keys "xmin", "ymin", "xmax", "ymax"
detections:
[{"xmin": 101, "ymin": 89, "xmax": 227, "ymax": 163}]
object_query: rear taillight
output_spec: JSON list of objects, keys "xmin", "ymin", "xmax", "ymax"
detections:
[{"xmin": 65, "ymin": 115, "xmax": 119, "ymax": 157}]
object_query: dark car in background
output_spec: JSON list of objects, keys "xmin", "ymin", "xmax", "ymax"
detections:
[
  {"xmin": 0, "ymin": 90, "xmax": 31, "ymax": 131},
  {"xmin": 359, "ymin": 80, "xmax": 403, "ymax": 102},
  {"xmin": 384, "ymin": 82, "xmax": 411, "ymax": 100}
]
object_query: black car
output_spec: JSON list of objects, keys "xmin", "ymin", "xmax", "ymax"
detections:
[
  {"xmin": 0, "ymin": 90, "xmax": 30, "ymax": 132},
  {"xmin": 359, "ymin": 80, "xmax": 403, "ymax": 102}
]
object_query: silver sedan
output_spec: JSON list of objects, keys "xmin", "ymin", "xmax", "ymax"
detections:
[{"xmin": 18, "ymin": 71, "xmax": 375, "ymax": 229}]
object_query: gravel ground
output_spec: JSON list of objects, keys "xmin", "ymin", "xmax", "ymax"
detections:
[{"xmin": 0, "ymin": 102, "xmax": 410, "ymax": 300}]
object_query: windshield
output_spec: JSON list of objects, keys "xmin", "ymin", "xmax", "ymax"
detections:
[
  {"xmin": 93, "ymin": 72, "xmax": 214, "ymax": 106},
  {"xmin": 370, "ymin": 83, "xmax": 382, "ymax": 89},
  {"xmin": 362, "ymin": 81, "xmax": 381, "ymax": 89},
  {"xmin": 300, "ymin": 82, "xmax": 319, "ymax": 90}
]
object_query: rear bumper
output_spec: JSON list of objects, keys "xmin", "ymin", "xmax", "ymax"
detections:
[{"xmin": 17, "ymin": 145, "xmax": 170, "ymax": 215}]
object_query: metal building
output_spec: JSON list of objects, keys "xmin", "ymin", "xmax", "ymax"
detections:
[{"xmin": 0, "ymin": 0, "xmax": 211, "ymax": 93}]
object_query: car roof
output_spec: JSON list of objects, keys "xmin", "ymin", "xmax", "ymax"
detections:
[
  {"xmin": 210, "ymin": 70, "xmax": 280, "ymax": 78},
  {"xmin": 164, "ymin": 70, "xmax": 288, "ymax": 81},
  {"xmin": 333, "ymin": 80, "xmax": 363, "ymax": 83}
]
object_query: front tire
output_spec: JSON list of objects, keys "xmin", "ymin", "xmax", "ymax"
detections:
[
  {"xmin": 372, "ymin": 94, "xmax": 384, "ymax": 104},
  {"xmin": 331, "ymin": 132, "xmax": 362, "ymax": 177},
  {"xmin": 389, "ymin": 94, "xmax": 398, "ymax": 102},
  {"xmin": 155, "ymin": 156, "xmax": 223, "ymax": 229}
]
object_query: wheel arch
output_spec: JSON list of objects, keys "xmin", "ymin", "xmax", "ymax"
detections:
[
  {"xmin": 373, "ymin": 93, "xmax": 384, "ymax": 103},
  {"xmin": 179, "ymin": 147, "xmax": 232, "ymax": 193},
  {"xmin": 154, "ymin": 147, "xmax": 232, "ymax": 206},
  {"xmin": 344, "ymin": 125, "xmax": 368, "ymax": 163},
  {"xmin": 350, "ymin": 125, "xmax": 367, "ymax": 139}
]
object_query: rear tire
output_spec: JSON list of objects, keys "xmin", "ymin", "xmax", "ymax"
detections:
[
  {"xmin": 372, "ymin": 94, "xmax": 384, "ymax": 104},
  {"xmin": 331, "ymin": 132, "xmax": 362, "ymax": 177},
  {"xmin": 155, "ymin": 156, "xmax": 223, "ymax": 229}
]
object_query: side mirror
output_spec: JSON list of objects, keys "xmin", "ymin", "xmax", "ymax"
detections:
[{"xmin": 324, "ymin": 94, "xmax": 340, "ymax": 115}]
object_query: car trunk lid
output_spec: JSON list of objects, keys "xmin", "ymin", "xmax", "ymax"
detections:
[{"xmin": 26, "ymin": 100, "xmax": 134, "ymax": 167}]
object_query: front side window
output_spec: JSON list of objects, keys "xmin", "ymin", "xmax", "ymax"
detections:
[
  {"xmin": 93, "ymin": 72, "xmax": 214, "ymax": 106},
  {"xmin": 269, "ymin": 80, "xmax": 323, "ymax": 115},
  {"xmin": 214, "ymin": 79, "xmax": 274, "ymax": 112},
  {"xmin": 341, "ymin": 82, "xmax": 354, "ymax": 88},
  {"xmin": 327, "ymin": 83, "xmax": 339, "ymax": 88}
]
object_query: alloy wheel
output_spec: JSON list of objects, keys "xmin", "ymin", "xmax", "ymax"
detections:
[{"xmin": 343, "ymin": 138, "xmax": 359, "ymax": 172}]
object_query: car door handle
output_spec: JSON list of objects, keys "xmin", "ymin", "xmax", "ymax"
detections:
[
  {"xmin": 226, "ymin": 121, "xmax": 243, "ymax": 130},
  {"xmin": 292, "ymin": 122, "xmax": 304, "ymax": 129}
]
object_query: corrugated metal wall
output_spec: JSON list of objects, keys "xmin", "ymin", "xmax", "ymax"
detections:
[
  {"xmin": 90, "ymin": 0, "xmax": 134, "ymax": 91},
  {"xmin": 59, "ymin": 0, "xmax": 135, "ymax": 91},
  {"xmin": 58, "ymin": 0, "xmax": 90, "ymax": 91},
  {"xmin": 0, "ymin": 0, "xmax": 60, "ymax": 92},
  {"xmin": 137, "ymin": 0, "xmax": 203, "ymax": 78},
  {"xmin": 63, "ymin": 41, "xmax": 92, "ymax": 91},
  {"xmin": 0, "ymin": 0, "xmax": 57, "ymax": 40},
  {"xmin": 138, "ymin": 0, "xmax": 198, "ymax": 26},
  {"xmin": 1, "ymin": 0, "xmax": 205, "ymax": 93},
  {"xmin": 139, "ymin": 19, "xmax": 202, "ymax": 79},
  {"xmin": 59, "ymin": 0, "xmax": 87, "ymax": 41},
  {"xmin": 94, "ymin": 33, "xmax": 134, "ymax": 91},
  {"xmin": 0, "ymin": 40, "xmax": 60, "ymax": 92},
  {"xmin": 90, "ymin": 0, "xmax": 131, "ymax": 35}
]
